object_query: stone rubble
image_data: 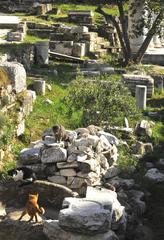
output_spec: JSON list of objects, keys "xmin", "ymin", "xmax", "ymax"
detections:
[
  {"xmin": 18, "ymin": 125, "xmax": 120, "ymax": 189},
  {"xmin": 43, "ymin": 186, "xmax": 125, "ymax": 240}
]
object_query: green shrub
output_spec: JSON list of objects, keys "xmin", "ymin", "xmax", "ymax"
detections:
[
  {"xmin": 65, "ymin": 75, "xmax": 141, "ymax": 127},
  {"xmin": 0, "ymin": 112, "xmax": 8, "ymax": 129},
  {"xmin": 0, "ymin": 112, "xmax": 14, "ymax": 148},
  {"xmin": 0, "ymin": 96, "xmax": 9, "ymax": 108}
]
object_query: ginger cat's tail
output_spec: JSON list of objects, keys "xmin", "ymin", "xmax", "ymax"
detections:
[{"xmin": 37, "ymin": 206, "xmax": 45, "ymax": 215}]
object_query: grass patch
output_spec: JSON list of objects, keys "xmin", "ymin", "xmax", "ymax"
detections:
[
  {"xmin": 8, "ymin": 3, "xmax": 120, "ymax": 27},
  {"xmin": 25, "ymin": 68, "xmax": 82, "ymax": 141},
  {"xmin": 24, "ymin": 34, "xmax": 48, "ymax": 43}
]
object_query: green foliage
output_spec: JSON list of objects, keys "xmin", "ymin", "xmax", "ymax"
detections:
[
  {"xmin": 0, "ymin": 112, "xmax": 14, "ymax": 148},
  {"xmin": 0, "ymin": 112, "xmax": 8, "ymax": 130},
  {"xmin": 65, "ymin": 75, "xmax": 141, "ymax": 127},
  {"xmin": 24, "ymin": 34, "xmax": 48, "ymax": 43},
  {"xmin": 0, "ymin": 96, "xmax": 9, "ymax": 108},
  {"xmin": 25, "ymin": 68, "xmax": 82, "ymax": 140},
  {"xmin": 118, "ymin": 146, "xmax": 138, "ymax": 169}
]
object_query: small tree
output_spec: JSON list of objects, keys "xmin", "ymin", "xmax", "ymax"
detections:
[
  {"xmin": 96, "ymin": 0, "xmax": 164, "ymax": 66},
  {"xmin": 65, "ymin": 76, "xmax": 141, "ymax": 127}
]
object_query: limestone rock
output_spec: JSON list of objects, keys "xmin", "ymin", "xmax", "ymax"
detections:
[
  {"xmin": 104, "ymin": 166, "xmax": 121, "ymax": 179},
  {"xmin": 135, "ymin": 120, "xmax": 154, "ymax": 137},
  {"xmin": 29, "ymin": 140, "xmax": 44, "ymax": 148},
  {"xmin": 108, "ymin": 177, "xmax": 136, "ymax": 190},
  {"xmin": 86, "ymin": 186, "xmax": 116, "ymax": 210},
  {"xmin": 71, "ymin": 26, "xmax": 89, "ymax": 33},
  {"xmin": 144, "ymin": 168, "xmax": 164, "ymax": 183},
  {"xmin": 43, "ymin": 99, "xmax": 53, "ymax": 105},
  {"xmin": 42, "ymin": 127, "xmax": 54, "ymax": 139},
  {"xmin": 24, "ymin": 163, "xmax": 46, "ymax": 178},
  {"xmin": 19, "ymin": 147, "xmax": 41, "ymax": 165},
  {"xmin": 87, "ymin": 125, "xmax": 102, "ymax": 135},
  {"xmin": 67, "ymin": 145, "xmax": 78, "ymax": 156},
  {"xmin": 16, "ymin": 119, "xmax": 25, "ymax": 136},
  {"xmin": 66, "ymin": 130, "xmax": 77, "ymax": 142},
  {"xmin": 74, "ymin": 135, "xmax": 99, "ymax": 148},
  {"xmin": 98, "ymin": 135, "xmax": 112, "ymax": 151},
  {"xmin": 60, "ymin": 169, "xmax": 77, "ymax": 177},
  {"xmin": 98, "ymin": 154, "xmax": 109, "ymax": 170},
  {"xmin": 44, "ymin": 164, "xmax": 58, "ymax": 176},
  {"xmin": 48, "ymin": 176, "xmax": 67, "ymax": 185},
  {"xmin": 59, "ymin": 198, "xmax": 111, "ymax": 234},
  {"xmin": 57, "ymin": 161, "xmax": 78, "ymax": 169},
  {"xmin": 43, "ymin": 136, "xmax": 56, "ymax": 144},
  {"xmin": 0, "ymin": 202, "xmax": 6, "ymax": 218},
  {"xmin": 75, "ymin": 128, "xmax": 90, "ymax": 137},
  {"xmin": 18, "ymin": 90, "xmax": 33, "ymax": 116},
  {"xmin": 76, "ymin": 171, "xmax": 100, "ymax": 186},
  {"xmin": 43, "ymin": 220, "xmax": 119, "ymax": 240},
  {"xmin": 67, "ymin": 153, "xmax": 77, "ymax": 162},
  {"xmin": 67, "ymin": 176, "xmax": 87, "ymax": 189},
  {"xmin": 98, "ymin": 131, "xmax": 119, "ymax": 146},
  {"xmin": 28, "ymin": 90, "xmax": 36, "ymax": 103},
  {"xmin": 41, "ymin": 146, "xmax": 67, "ymax": 163},
  {"xmin": 0, "ymin": 61, "xmax": 26, "ymax": 93},
  {"xmin": 85, "ymin": 187, "xmax": 126, "ymax": 231},
  {"xmin": 77, "ymin": 158, "xmax": 99, "ymax": 174}
]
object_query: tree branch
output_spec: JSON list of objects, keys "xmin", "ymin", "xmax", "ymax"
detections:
[{"xmin": 95, "ymin": 6, "xmax": 129, "ymax": 64}]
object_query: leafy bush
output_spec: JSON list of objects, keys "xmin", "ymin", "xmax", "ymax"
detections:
[
  {"xmin": 0, "ymin": 112, "xmax": 14, "ymax": 148},
  {"xmin": 0, "ymin": 112, "xmax": 8, "ymax": 129},
  {"xmin": 65, "ymin": 75, "xmax": 141, "ymax": 127}
]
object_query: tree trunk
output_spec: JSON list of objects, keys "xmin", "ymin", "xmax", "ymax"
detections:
[
  {"xmin": 134, "ymin": 9, "xmax": 164, "ymax": 64},
  {"xmin": 117, "ymin": 0, "xmax": 131, "ymax": 59},
  {"xmin": 95, "ymin": 7, "xmax": 129, "ymax": 65}
]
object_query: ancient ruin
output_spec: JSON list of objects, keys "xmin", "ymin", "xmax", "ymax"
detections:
[{"xmin": 0, "ymin": 0, "xmax": 164, "ymax": 240}]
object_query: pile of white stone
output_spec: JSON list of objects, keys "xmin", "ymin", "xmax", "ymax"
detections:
[{"xmin": 18, "ymin": 125, "xmax": 119, "ymax": 190}]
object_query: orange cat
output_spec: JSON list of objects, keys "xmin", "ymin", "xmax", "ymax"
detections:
[{"xmin": 18, "ymin": 193, "xmax": 45, "ymax": 222}]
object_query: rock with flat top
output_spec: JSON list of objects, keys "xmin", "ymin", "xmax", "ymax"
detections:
[
  {"xmin": 41, "ymin": 146, "xmax": 67, "ymax": 163},
  {"xmin": 144, "ymin": 168, "xmax": 164, "ymax": 183},
  {"xmin": 98, "ymin": 131, "xmax": 119, "ymax": 146},
  {"xmin": 19, "ymin": 147, "xmax": 41, "ymax": 164},
  {"xmin": 43, "ymin": 220, "xmax": 119, "ymax": 240},
  {"xmin": 0, "ymin": 61, "xmax": 26, "ymax": 93},
  {"xmin": 59, "ymin": 198, "xmax": 111, "ymax": 234}
]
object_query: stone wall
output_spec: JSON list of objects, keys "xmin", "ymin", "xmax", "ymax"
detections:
[
  {"xmin": 122, "ymin": 74, "xmax": 154, "ymax": 97},
  {"xmin": 18, "ymin": 125, "xmax": 119, "ymax": 192},
  {"xmin": 49, "ymin": 25, "xmax": 110, "ymax": 58},
  {"xmin": 0, "ymin": 61, "xmax": 35, "ymax": 138}
]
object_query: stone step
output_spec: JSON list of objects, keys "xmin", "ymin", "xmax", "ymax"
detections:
[
  {"xmin": 82, "ymin": 32, "xmax": 98, "ymax": 41},
  {"xmin": 99, "ymin": 41, "xmax": 111, "ymax": 49},
  {"xmin": 91, "ymin": 49, "xmax": 108, "ymax": 58}
]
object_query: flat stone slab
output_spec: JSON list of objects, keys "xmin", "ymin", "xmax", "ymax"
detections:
[
  {"xmin": 59, "ymin": 198, "xmax": 111, "ymax": 234},
  {"xmin": 0, "ymin": 16, "xmax": 20, "ymax": 25},
  {"xmin": 44, "ymin": 220, "xmax": 119, "ymax": 240}
]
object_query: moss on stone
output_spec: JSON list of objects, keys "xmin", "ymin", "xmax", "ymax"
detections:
[{"xmin": 0, "ymin": 67, "xmax": 11, "ymax": 88}]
